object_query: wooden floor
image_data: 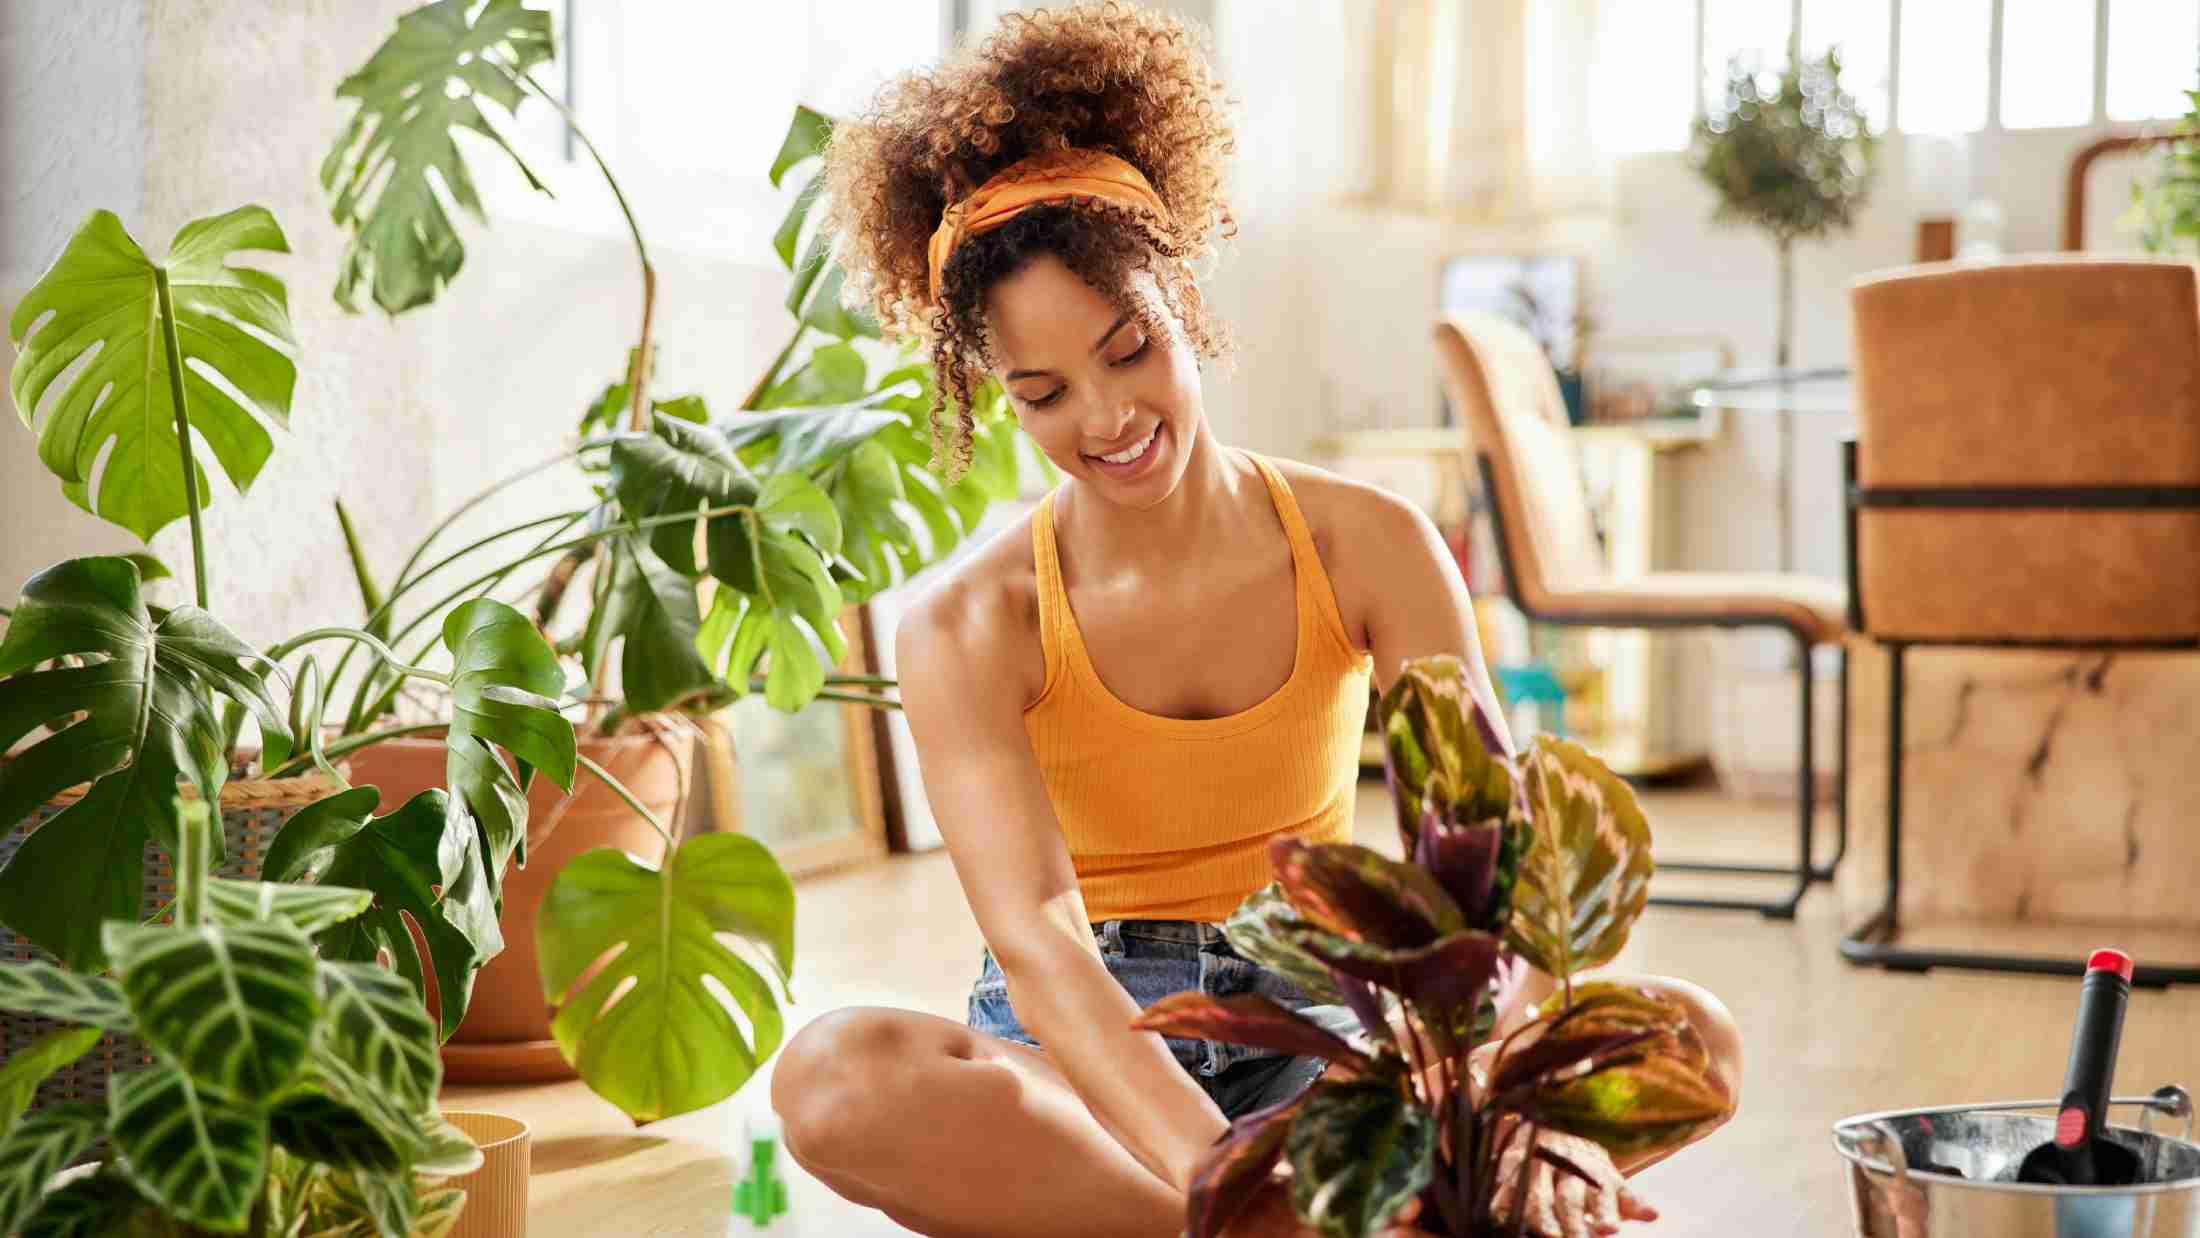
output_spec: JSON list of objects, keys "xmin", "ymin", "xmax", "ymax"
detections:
[{"xmin": 451, "ymin": 781, "xmax": 2200, "ymax": 1237}]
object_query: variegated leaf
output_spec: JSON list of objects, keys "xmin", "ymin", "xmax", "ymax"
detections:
[
  {"xmin": 0, "ymin": 1103, "xmax": 104, "ymax": 1235},
  {"xmin": 1284, "ymin": 1080, "xmax": 1435, "ymax": 1238},
  {"xmin": 1222, "ymin": 883, "xmax": 1344, "ymax": 1005},
  {"xmin": 318, "ymin": 960, "xmax": 440, "ymax": 1109},
  {"xmin": 270, "ymin": 1086, "xmax": 405, "ymax": 1174},
  {"xmin": 0, "ymin": 961, "xmax": 133, "ymax": 1032},
  {"xmin": 1508, "ymin": 735, "xmax": 1654, "ymax": 982},
  {"xmin": 206, "ymin": 877, "xmax": 373, "ymax": 934},
  {"xmin": 108, "ymin": 1062, "xmax": 267, "ymax": 1231},
  {"xmin": 1186, "ymin": 1096, "xmax": 1301, "ymax": 1238},
  {"xmin": 105, "ymin": 918, "xmax": 318, "ymax": 1102},
  {"xmin": 16, "ymin": 1168, "xmax": 157, "ymax": 1238},
  {"xmin": 411, "ymin": 1112, "xmax": 483, "ymax": 1178},
  {"xmin": 414, "ymin": 1184, "xmax": 469, "ymax": 1238}
]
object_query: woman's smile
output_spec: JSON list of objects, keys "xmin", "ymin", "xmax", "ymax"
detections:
[{"xmin": 1084, "ymin": 420, "xmax": 1165, "ymax": 479}]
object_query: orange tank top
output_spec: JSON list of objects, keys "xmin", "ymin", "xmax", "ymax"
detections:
[{"xmin": 1023, "ymin": 451, "xmax": 1376, "ymax": 924}]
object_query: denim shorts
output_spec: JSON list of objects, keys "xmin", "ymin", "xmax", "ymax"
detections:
[{"xmin": 966, "ymin": 919, "xmax": 1364, "ymax": 1121}]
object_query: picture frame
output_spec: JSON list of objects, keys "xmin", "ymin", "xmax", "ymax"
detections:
[{"xmin": 686, "ymin": 608, "xmax": 889, "ymax": 878}]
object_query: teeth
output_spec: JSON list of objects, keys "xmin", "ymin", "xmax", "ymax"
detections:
[{"xmin": 1099, "ymin": 425, "xmax": 1156, "ymax": 464}]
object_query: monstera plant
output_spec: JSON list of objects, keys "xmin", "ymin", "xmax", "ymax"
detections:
[
  {"xmin": 0, "ymin": 802, "xmax": 480, "ymax": 1236},
  {"xmin": 298, "ymin": 0, "xmax": 1046, "ymax": 1125},
  {"xmin": 1139, "ymin": 656, "xmax": 1731, "ymax": 1237},
  {"xmin": 2, "ymin": 196, "xmax": 577, "ymax": 1049}
]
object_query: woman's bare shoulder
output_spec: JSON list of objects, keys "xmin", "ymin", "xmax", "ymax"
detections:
[
  {"xmin": 1261, "ymin": 455, "xmax": 1429, "ymax": 550},
  {"xmin": 895, "ymin": 506, "xmax": 1049, "ymax": 710}
]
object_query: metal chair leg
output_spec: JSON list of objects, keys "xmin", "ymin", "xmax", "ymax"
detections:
[{"xmin": 1839, "ymin": 642, "xmax": 2200, "ymax": 988}]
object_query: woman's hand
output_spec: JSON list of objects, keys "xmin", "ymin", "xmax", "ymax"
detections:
[{"xmin": 1492, "ymin": 1127, "xmax": 1659, "ymax": 1238}]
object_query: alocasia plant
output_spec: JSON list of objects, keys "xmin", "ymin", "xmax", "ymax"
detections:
[{"xmin": 1135, "ymin": 655, "xmax": 1728, "ymax": 1237}]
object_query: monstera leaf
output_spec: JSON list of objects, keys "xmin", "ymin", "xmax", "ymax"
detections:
[
  {"xmin": 441, "ymin": 596, "xmax": 575, "ymax": 874},
  {"xmin": 299, "ymin": 790, "xmax": 502, "ymax": 1041},
  {"xmin": 8, "ymin": 206, "xmax": 296, "ymax": 541},
  {"xmin": 1284, "ymin": 1080, "xmax": 1435, "ymax": 1238},
  {"xmin": 538, "ymin": 832, "xmax": 794, "ymax": 1123},
  {"xmin": 0, "ymin": 557, "xmax": 290, "ymax": 969},
  {"xmin": 107, "ymin": 1063, "xmax": 267, "ymax": 1231},
  {"xmin": 578, "ymin": 534, "xmax": 718, "ymax": 716},
  {"xmin": 103, "ymin": 918, "xmax": 319, "ymax": 1104},
  {"xmin": 324, "ymin": 0, "xmax": 555, "ymax": 314},
  {"xmin": 0, "ymin": 1105, "xmax": 104, "ymax": 1235},
  {"xmin": 1508, "ymin": 736, "xmax": 1654, "ymax": 982}
]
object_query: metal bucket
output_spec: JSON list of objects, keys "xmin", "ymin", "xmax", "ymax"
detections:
[{"xmin": 1834, "ymin": 1087, "xmax": 2199, "ymax": 1237}]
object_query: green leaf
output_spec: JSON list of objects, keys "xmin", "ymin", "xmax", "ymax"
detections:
[
  {"xmin": 1186, "ymin": 1097, "xmax": 1301, "ymax": 1238},
  {"xmin": 1527, "ymin": 1034, "xmax": 1730, "ymax": 1160},
  {"xmin": 119, "ymin": 553, "xmax": 171, "ymax": 583},
  {"xmin": 316, "ymin": 960, "xmax": 442, "ymax": 1110},
  {"xmin": 1221, "ymin": 883, "xmax": 1345, "ymax": 1005},
  {"xmin": 711, "ymin": 401, "xmax": 903, "ymax": 477},
  {"xmin": 763, "ymin": 613, "xmax": 827, "ymax": 712},
  {"xmin": 782, "ymin": 229, "xmax": 831, "ymax": 325},
  {"xmin": 325, "ymin": 0, "xmax": 555, "ymax": 314},
  {"xmin": 15, "ymin": 1168, "xmax": 159, "ymax": 1238},
  {"xmin": 1131, "ymin": 993, "xmax": 1371, "ymax": 1074},
  {"xmin": 410, "ymin": 1111, "xmax": 484, "ymax": 1177},
  {"xmin": 442, "ymin": 597, "xmax": 576, "ymax": 874},
  {"xmin": 1284, "ymin": 1080, "xmax": 1435, "ymax": 1238},
  {"xmin": 0, "ymin": 1104, "xmax": 105, "ymax": 1235},
  {"xmin": 269, "ymin": 1085, "xmax": 406, "ymax": 1175},
  {"xmin": 313, "ymin": 790, "xmax": 500, "ymax": 1042},
  {"xmin": 767, "ymin": 105, "xmax": 832, "ymax": 188},
  {"xmin": 539, "ymin": 833, "xmax": 795, "ymax": 1123},
  {"xmin": 801, "ymin": 262, "xmax": 878, "ymax": 339},
  {"xmin": 334, "ymin": 499, "xmax": 390, "ymax": 643},
  {"xmin": 757, "ymin": 472, "xmax": 843, "ymax": 556},
  {"xmin": 0, "ymin": 557, "xmax": 299, "ymax": 965},
  {"xmin": 773, "ymin": 174, "xmax": 825, "ymax": 270},
  {"xmin": 581, "ymin": 535, "xmax": 719, "ymax": 716},
  {"xmin": 654, "ymin": 393, "xmax": 709, "ymax": 424},
  {"xmin": 0, "ymin": 1026, "xmax": 102, "ymax": 1134},
  {"xmin": 1508, "ymin": 735, "xmax": 1654, "ymax": 982},
  {"xmin": 108, "ymin": 1062, "xmax": 268, "ymax": 1232},
  {"xmin": 261, "ymin": 785, "xmax": 383, "ymax": 886},
  {"xmin": 610, "ymin": 416, "xmax": 760, "ymax": 577},
  {"xmin": 8, "ymin": 206, "xmax": 296, "ymax": 542},
  {"xmin": 203, "ymin": 878, "xmax": 373, "ymax": 934},
  {"xmin": 104, "ymin": 918, "xmax": 318, "ymax": 1103},
  {"xmin": 754, "ymin": 343, "xmax": 869, "ymax": 410},
  {"xmin": 0, "ymin": 963, "xmax": 133, "ymax": 1033}
]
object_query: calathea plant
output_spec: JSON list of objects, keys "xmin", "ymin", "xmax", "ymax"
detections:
[
  {"xmin": 304, "ymin": 0, "xmax": 1044, "ymax": 1125},
  {"xmin": 1, "ymin": 198, "xmax": 576, "ymax": 1037},
  {"xmin": 1137, "ymin": 656, "xmax": 1731, "ymax": 1237},
  {"xmin": 0, "ymin": 801, "xmax": 479, "ymax": 1236}
]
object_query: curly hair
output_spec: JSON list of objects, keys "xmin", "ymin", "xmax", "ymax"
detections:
[{"xmin": 821, "ymin": 0, "xmax": 1240, "ymax": 480}]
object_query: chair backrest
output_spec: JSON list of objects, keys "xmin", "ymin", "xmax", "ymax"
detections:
[
  {"xmin": 1849, "ymin": 256, "xmax": 2200, "ymax": 642},
  {"xmin": 1432, "ymin": 313, "xmax": 1606, "ymax": 608}
]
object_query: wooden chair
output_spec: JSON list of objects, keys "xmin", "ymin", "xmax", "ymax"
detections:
[
  {"xmin": 1435, "ymin": 312, "xmax": 1848, "ymax": 918},
  {"xmin": 1841, "ymin": 256, "xmax": 2200, "ymax": 985}
]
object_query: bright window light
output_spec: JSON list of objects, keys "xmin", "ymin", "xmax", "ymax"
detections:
[
  {"xmin": 2001, "ymin": 0, "xmax": 2098, "ymax": 129},
  {"xmin": 1802, "ymin": 0, "xmax": 1892, "ymax": 131},
  {"xmin": 2107, "ymin": 0, "xmax": 2200, "ymax": 120},
  {"xmin": 1701, "ymin": 0, "xmax": 1793, "ymax": 112},
  {"xmin": 1899, "ymin": 0, "xmax": 1991, "ymax": 133},
  {"xmin": 1591, "ymin": 0, "xmax": 1694, "ymax": 153}
]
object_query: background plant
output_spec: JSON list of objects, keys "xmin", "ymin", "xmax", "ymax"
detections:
[
  {"xmin": 1136, "ymin": 657, "xmax": 1730, "ymax": 1237},
  {"xmin": 308, "ymin": 1, "xmax": 1048, "ymax": 1125},
  {"xmin": 2129, "ymin": 88, "xmax": 2200, "ymax": 256},
  {"xmin": 0, "ymin": 801, "xmax": 478, "ymax": 1237},
  {"xmin": 2, "ymin": 201, "xmax": 577, "ymax": 1050},
  {"xmin": 1688, "ymin": 49, "xmax": 1878, "ymax": 371}
]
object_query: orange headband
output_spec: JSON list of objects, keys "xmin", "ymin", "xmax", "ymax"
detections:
[{"xmin": 925, "ymin": 149, "xmax": 1171, "ymax": 306}]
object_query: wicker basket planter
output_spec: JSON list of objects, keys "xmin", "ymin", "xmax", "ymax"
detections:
[{"xmin": 0, "ymin": 763, "xmax": 349, "ymax": 1113}]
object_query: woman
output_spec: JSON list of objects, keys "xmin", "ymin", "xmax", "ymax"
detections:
[{"xmin": 770, "ymin": 6, "xmax": 1739, "ymax": 1236}]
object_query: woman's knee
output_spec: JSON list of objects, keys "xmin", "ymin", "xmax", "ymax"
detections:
[{"xmin": 772, "ymin": 1008, "xmax": 951, "ymax": 1167}]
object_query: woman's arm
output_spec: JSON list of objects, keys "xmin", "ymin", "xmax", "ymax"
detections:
[{"xmin": 896, "ymin": 576, "xmax": 1230, "ymax": 1193}]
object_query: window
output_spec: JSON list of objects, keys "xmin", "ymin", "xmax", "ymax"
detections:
[
  {"xmin": 2001, "ymin": 0, "xmax": 2098, "ymax": 129},
  {"xmin": 2108, "ymin": 0, "xmax": 2200, "ymax": 120},
  {"xmin": 1899, "ymin": 0, "xmax": 1993, "ymax": 134},
  {"xmin": 1589, "ymin": 0, "xmax": 1695, "ymax": 154},
  {"xmin": 1700, "ymin": 0, "xmax": 1791, "ymax": 113},
  {"xmin": 1802, "ymin": 0, "xmax": 1892, "ymax": 131}
]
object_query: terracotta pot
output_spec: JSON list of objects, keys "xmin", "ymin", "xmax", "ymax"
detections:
[{"xmin": 343, "ymin": 730, "xmax": 688, "ymax": 1081}]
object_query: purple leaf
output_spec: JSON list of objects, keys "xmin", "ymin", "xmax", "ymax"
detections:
[
  {"xmin": 1132, "ymin": 992, "xmax": 1373, "ymax": 1075},
  {"xmin": 1329, "ymin": 967, "xmax": 1391, "ymax": 1047},
  {"xmin": 1297, "ymin": 928, "xmax": 1504, "ymax": 1018},
  {"xmin": 1270, "ymin": 839, "xmax": 1462, "ymax": 950},
  {"xmin": 1414, "ymin": 815, "xmax": 1505, "ymax": 927},
  {"xmin": 1185, "ymin": 1095, "xmax": 1302, "ymax": 1238}
]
